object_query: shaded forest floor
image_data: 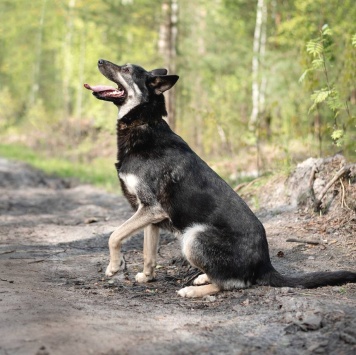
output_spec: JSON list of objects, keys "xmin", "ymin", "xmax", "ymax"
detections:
[{"xmin": 0, "ymin": 157, "xmax": 355, "ymax": 355}]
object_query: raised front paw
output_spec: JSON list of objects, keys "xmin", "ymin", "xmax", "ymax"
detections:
[
  {"xmin": 105, "ymin": 262, "xmax": 120, "ymax": 277},
  {"xmin": 135, "ymin": 272, "xmax": 155, "ymax": 283}
]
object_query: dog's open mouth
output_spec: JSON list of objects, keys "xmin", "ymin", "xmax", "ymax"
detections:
[{"xmin": 84, "ymin": 83, "xmax": 126, "ymax": 101}]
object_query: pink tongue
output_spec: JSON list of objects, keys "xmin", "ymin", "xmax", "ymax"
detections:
[{"xmin": 84, "ymin": 83, "xmax": 116, "ymax": 92}]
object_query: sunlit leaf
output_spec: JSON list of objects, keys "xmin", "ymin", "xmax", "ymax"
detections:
[
  {"xmin": 311, "ymin": 89, "xmax": 331, "ymax": 104},
  {"xmin": 306, "ymin": 40, "xmax": 323, "ymax": 57}
]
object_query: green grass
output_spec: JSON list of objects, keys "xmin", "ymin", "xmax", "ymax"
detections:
[{"xmin": 0, "ymin": 143, "xmax": 120, "ymax": 192}]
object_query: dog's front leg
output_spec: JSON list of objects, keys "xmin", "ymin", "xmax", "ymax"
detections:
[
  {"xmin": 135, "ymin": 224, "xmax": 160, "ymax": 283},
  {"xmin": 106, "ymin": 207, "xmax": 167, "ymax": 277}
]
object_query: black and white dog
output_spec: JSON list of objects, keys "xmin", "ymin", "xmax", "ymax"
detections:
[{"xmin": 85, "ymin": 60, "xmax": 356, "ymax": 298}]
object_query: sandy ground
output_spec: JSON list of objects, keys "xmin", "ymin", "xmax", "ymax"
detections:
[{"xmin": 0, "ymin": 158, "xmax": 355, "ymax": 355}]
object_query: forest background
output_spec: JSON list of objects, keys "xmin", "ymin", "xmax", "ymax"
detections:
[{"xmin": 0, "ymin": 0, "xmax": 355, "ymax": 190}]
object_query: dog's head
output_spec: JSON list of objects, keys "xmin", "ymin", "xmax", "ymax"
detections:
[{"xmin": 84, "ymin": 59, "xmax": 179, "ymax": 118}]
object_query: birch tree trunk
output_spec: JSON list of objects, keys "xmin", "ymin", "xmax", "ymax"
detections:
[
  {"xmin": 75, "ymin": 23, "xmax": 86, "ymax": 120},
  {"xmin": 158, "ymin": 0, "xmax": 178, "ymax": 130},
  {"xmin": 62, "ymin": 0, "xmax": 76, "ymax": 119},
  {"xmin": 249, "ymin": 0, "xmax": 265, "ymax": 130},
  {"xmin": 250, "ymin": 0, "xmax": 267, "ymax": 174},
  {"xmin": 29, "ymin": 0, "xmax": 47, "ymax": 108},
  {"xmin": 259, "ymin": 1, "xmax": 267, "ymax": 118}
]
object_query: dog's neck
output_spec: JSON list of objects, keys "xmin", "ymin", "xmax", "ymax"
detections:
[
  {"xmin": 117, "ymin": 118, "xmax": 149, "ymax": 131},
  {"xmin": 115, "ymin": 95, "xmax": 169, "ymax": 164},
  {"xmin": 117, "ymin": 94, "xmax": 167, "ymax": 130}
]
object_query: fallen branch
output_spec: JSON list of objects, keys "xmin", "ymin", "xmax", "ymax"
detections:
[
  {"xmin": 340, "ymin": 178, "xmax": 346, "ymax": 208},
  {"xmin": 339, "ymin": 178, "xmax": 352, "ymax": 211},
  {"xmin": 0, "ymin": 250, "xmax": 16, "ymax": 255},
  {"xmin": 313, "ymin": 165, "xmax": 350, "ymax": 212},
  {"xmin": 286, "ymin": 238, "xmax": 320, "ymax": 245},
  {"xmin": 317, "ymin": 166, "xmax": 349, "ymax": 202},
  {"xmin": 233, "ymin": 177, "xmax": 263, "ymax": 192},
  {"xmin": 28, "ymin": 259, "xmax": 46, "ymax": 264},
  {"xmin": 27, "ymin": 248, "xmax": 67, "ymax": 264},
  {"xmin": 234, "ymin": 182, "xmax": 248, "ymax": 192},
  {"xmin": 308, "ymin": 165, "xmax": 318, "ymax": 204}
]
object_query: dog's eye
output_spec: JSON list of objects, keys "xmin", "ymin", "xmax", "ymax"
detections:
[{"xmin": 122, "ymin": 67, "xmax": 130, "ymax": 73}]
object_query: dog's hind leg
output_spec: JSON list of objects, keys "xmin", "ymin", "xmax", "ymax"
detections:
[
  {"xmin": 193, "ymin": 273, "xmax": 211, "ymax": 285},
  {"xmin": 106, "ymin": 207, "xmax": 167, "ymax": 277},
  {"xmin": 177, "ymin": 284, "xmax": 220, "ymax": 298},
  {"xmin": 135, "ymin": 224, "xmax": 160, "ymax": 283}
]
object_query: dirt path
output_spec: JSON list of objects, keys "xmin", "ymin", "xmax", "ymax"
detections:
[{"xmin": 0, "ymin": 158, "xmax": 355, "ymax": 355}]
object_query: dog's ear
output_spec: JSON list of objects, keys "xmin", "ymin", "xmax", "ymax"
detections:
[
  {"xmin": 149, "ymin": 75, "xmax": 179, "ymax": 94},
  {"xmin": 150, "ymin": 68, "xmax": 168, "ymax": 76}
]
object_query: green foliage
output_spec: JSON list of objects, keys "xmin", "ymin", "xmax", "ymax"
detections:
[
  {"xmin": 331, "ymin": 129, "xmax": 344, "ymax": 147},
  {"xmin": 300, "ymin": 24, "xmax": 355, "ymax": 149},
  {"xmin": 352, "ymin": 34, "xmax": 356, "ymax": 47},
  {"xmin": 26, "ymin": 99, "xmax": 49, "ymax": 128},
  {"xmin": 0, "ymin": 0, "xmax": 355, "ymax": 184},
  {"xmin": 0, "ymin": 143, "xmax": 120, "ymax": 192}
]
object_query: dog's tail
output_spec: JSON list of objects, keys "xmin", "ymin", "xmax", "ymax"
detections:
[{"xmin": 258, "ymin": 267, "xmax": 356, "ymax": 288}]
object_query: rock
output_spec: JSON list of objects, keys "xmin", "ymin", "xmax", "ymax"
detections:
[
  {"xmin": 241, "ymin": 298, "xmax": 250, "ymax": 306},
  {"xmin": 280, "ymin": 287, "xmax": 293, "ymax": 294},
  {"xmin": 203, "ymin": 295, "xmax": 216, "ymax": 302},
  {"xmin": 297, "ymin": 312, "xmax": 323, "ymax": 331},
  {"xmin": 303, "ymin": 313, "xmax": 323, "ymax": 330},
  {"xmin": 284, "ymin": 323, "xmax": 300, "ymax": 334},
  {"xmin": 307, "ymin": 341, "xmax": 328, "ymax": 353}
]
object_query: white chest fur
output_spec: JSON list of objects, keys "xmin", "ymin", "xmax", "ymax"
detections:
[{"xmin": 119, "ymin": 173, "xmax": 140, "ymax": 196}]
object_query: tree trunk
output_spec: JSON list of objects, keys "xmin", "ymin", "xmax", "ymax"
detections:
[
  {"xmin": 75, "ymin": 22, "xmax": 86, "ymax": 121},
  {"xmin": 250, "ymin": 0, "xmax": 268, "ymax": 174},
  {"xmin": 259, "ymin": 1, "xmax": 267, "ymax": 118},
  {"xmin": 158, "ymin": 0, "xmax": 178, "ymax": 130},
  {"xmin": 62, "ymin": 0, "xmax": 76, "ymax": 119},
  {"xmin": 29, "ymin": 0, "xmax": 47, "ymax": 108},
  {"xmin": 250, "ymin": 0, "xmax": 264, "ymax": 130}
]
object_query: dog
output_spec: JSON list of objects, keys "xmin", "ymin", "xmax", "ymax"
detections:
[{"xmin": 84, "ymin": 59, "xmax": 356, "ymax": 298}]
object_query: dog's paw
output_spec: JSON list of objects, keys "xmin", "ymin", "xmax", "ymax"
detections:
[
  {"xmin": 105, "ymin": 263, "xmax": 120, "ymax": 277},
  {"xmin": 177, "ymin": 286, "xmax": 198, "ymax": 298},
  {"xmin": 135, "ymin": 272, "xmax": 155, "ymax": 283},
  {"xmin": 178, "ymin": 284, "xmax": 220, "ymax": 298},
  {"xmin": 193, "ymin": 273, "xmax": 210, "ymax": 285}
]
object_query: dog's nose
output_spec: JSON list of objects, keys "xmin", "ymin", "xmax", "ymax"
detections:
[{"xmin": 98, "ymin": 59, "xmax": 105, "ymax": 66}]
